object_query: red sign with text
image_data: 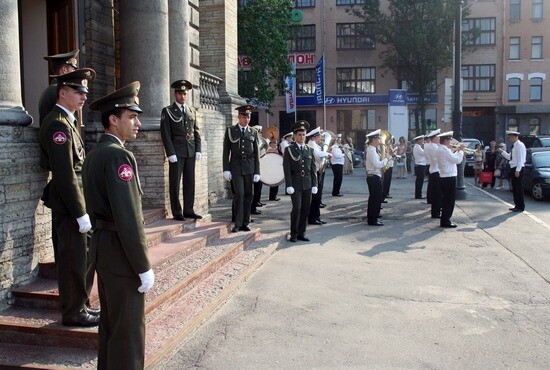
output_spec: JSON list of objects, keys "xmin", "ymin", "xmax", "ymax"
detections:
[{"xmin": 238, "ymin": 53, "xmax": 316, "ymax": 69}]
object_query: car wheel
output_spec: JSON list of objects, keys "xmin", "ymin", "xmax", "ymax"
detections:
[{"xmin": 531, "ymin": 182, "xmax": 545, "ymax": 201}]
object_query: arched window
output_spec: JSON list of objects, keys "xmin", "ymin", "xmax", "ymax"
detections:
[
  {"xmin": 530, "ymin": 78, "xmax": 543, "ymax": 101},
  {"xmin": 508, "ymin": 78, "xmax": 520, "ymax": 101}
]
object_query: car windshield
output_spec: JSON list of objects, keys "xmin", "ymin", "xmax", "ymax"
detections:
[
  {"xmin": 463, "ymin": 141, "xmax": 478, "ymax": 150},
  {"xmin": 539, "ymin": 138, "xmax": 550, "ymax": 147},
  {"xmin": 533, "ymin": 153, "xmax": 550, "ymax": 168}
]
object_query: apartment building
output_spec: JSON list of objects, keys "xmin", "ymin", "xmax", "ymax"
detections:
[{"xmin": 248, "ymin": 0, "xmax": 550, "ymax": 147}]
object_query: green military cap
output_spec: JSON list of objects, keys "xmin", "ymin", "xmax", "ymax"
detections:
[
  {"xmin": 290, "ymin": 120, "xmax": 310, "ymax": 133},
  {"xmin": 53, "ymin": 68, "xmax": 96, "ymax": 93},
  {"xmin": 235, "ymin": 104, "xmax": 255, "ymax": 117},
  {"xmin": 89, "ymin": 81, "xmax": 142, "ymax": 114},
  {"xmin": 44, "ymin": 49, "xmax": 79, "ymax": 70},
  {"xmin": 171, "ymin": 79, "xmax": 193, "ymax": 92}
]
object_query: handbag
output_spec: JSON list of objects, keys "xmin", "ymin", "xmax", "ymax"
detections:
[
  {"xmin": 494, "ymin": 169, "xmax": 501, "ymax": 177},
  {"xmin": 480, "ymin": 171, "xmax": 493, "ymax": 184}
]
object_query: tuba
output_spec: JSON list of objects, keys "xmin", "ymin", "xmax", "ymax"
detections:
[
  {"xmin": 319, "ymin": 130, "xmax": 336, "ymax": 172},
  {"xmin": 379, "ymin": 130, "xmax": 393, "ymax": 174}
]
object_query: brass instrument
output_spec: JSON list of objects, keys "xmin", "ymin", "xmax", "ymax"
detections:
[
  {"xmin": 379, "ymin": 130, "xmax": 393, "ymax": 173},
  {"xmin": 319, "ymin": 130, "xmax": 336, "ymax": 171},
  {"xmin": 450, "ymin": 139, "xmax": 475, "ymax": 154},
  {"xmin": 265, "ymin": 125, "xmax": 279, "ymax": 142}
]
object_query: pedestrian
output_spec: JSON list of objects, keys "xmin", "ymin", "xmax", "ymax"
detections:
[
  {"xmin": 307, "ymin": 127, "xmax": 331, "ymax": 225},
  {"xmin": 38, "ymin": 68, "xmax": 98, "ymax": 327},
  {"xmin": 83, "ymin": 81, "xmax": 154, "ymax": 370},
  {"xmin": 498, "ymin": 130, "xmax": 526, "ymax": 212},
  {"xmin": 283, "ymin": 120, "xmax": 318, "ymax": 242},
  {"xmin": 343, "ymin": 138, "xmax": 354, "ymax": 175},
  {"xmin": 425, "ymin": 129, "xmax": 442, "ymax": 219},
  {"xmin": 396, "ymin": 136, "xmax": 407, "ymax": 179},
  {"xmin": 483, "ymin": 141, "xmax": 497, "ymax": 189},
  {"xmin": 436, "ymin": 131, "xmax": 465, "ymax": 228},
  {"xmin": 413, "ymin": 135, "xmax": 426, "ymax": 199},
  {"xmin": 223, "ymin": 105, "xmax": 261, "ymax": 232},
  {"xmin": 495, "ymin": 143, "xmax": 509, "ymax": 190},
  {"xmin": 365, "ymin": 129, "xmax": 388, "ymax": 226},
  {"xmin": 473, "ymin": 143, "xmax": 485, "ymax": 187},
  {"xmin": 39, "ymin": 49, "xmax": 79, "ymax": 126},
  {"xmin": 330, "ymin": 134, "xmax": 345, "ymax": 196},
  {"xmin": 160, "ymin": 79, "xmax": 203, "ymax": 221}
]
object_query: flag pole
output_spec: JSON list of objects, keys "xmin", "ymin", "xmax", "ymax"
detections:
[{"xmin": 322, "ymin": 52, "xmax": 326, "ymax": 131}]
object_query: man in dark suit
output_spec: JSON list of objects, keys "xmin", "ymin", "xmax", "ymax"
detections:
[
  {"xmin": 223, "ymin": 105, "xmax": 261, "ymax": 232},
  {"xmin": 39, "ymin": 68, "xmax": 98, "ymax": 327},
  {"xmin": 160, "ymin": 80, "xmax": 202, "ymax": 221},
  {"xmin": 38, "ymin": 49, "xmax": 79, "ymax": 126},
  {"xmin": 83, "ymin": 82, "xmax": 154, "ymax": 370},
  {"xmin": 283, "ymin": 121, "xmax": 318, "ymax": 242}
]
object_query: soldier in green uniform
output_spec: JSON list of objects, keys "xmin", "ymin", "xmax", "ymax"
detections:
[
  {"xmin": 223, "ymin": 105, "xmax": 261, "ymax": 233},
  {"xmin": 160, "ymin": 80, "xmax": 203, "ymax": 221},
  {"xmin": 38, "ymin": 68, "xmax": 99, "ymax": 327},
  {"xmin": 283, "ymin": 121, "xmax": 318, "ymax": 242},
  {"xmin": 38, "ymin": 49, "xmax": 79, "ymax": 126},
  {"xmin": 83, "ymin": 82, "xmax": 154, "ymax": 370}
]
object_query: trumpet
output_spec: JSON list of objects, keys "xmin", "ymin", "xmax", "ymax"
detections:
[{"xmin": 449, "ymin": 139, "xmax": 475, "ymax": 154}]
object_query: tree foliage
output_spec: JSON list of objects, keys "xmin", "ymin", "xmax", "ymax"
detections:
[
  {"xmin": 238, "ymin": 0, "xmax": 295, "ymax": 111},
  {"xmin": 350, "ymin": 0, "xmax": 473, "ymax": 135}
]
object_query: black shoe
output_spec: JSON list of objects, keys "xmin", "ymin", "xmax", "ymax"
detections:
[
  {"xmin": 319, "ymin": 204, "xmax": 327, "ymax": 208},
  {"xmin": 377, "ymin": 215, "xmax": 382, "ymax": 219},
  {"xmin": 317, "ymin": 219, "xmax": 327, "ymax": 224},
  {"xmin": 254, "ymin": 202, "xmax": 265, "ymax": 207},
  {"xmin": 308, "ymin": 220, "xmax": 323, "ymax": 225},
  {"xmin": 85, "ymin": 306, "xmax": 100, "ymax": 316},
  {"xmin": 231, "ymin": 226, "xmax": 240, "ymax": 233},
  {"xmin": 386, "ymin": 195, "xmax": 393, "ymax": 199},
  {"xmin": 173, "ymin": 214, "xmax": 185, "ymax": 221},
  {"xmin": 251, "ymin": 210, "xmax": 262, "ymax": 215},
  {"xmin": 288, "ymin": 236, "xmax": 297, "ymax": 242},
  {"xmin": 184, "ymin": 212, "xmax": 203, "ymax": 219},
  {"xmin": 440, "ymin": 223, "xmax": 457, "ymax": 228},
  {"xmin": 509, "ymin": 207, "xmax": 523, "ymax": 212},
  {"xmin": 62, "ymin": 312, "xmax": 100, "ymax": 327},
  {"xmin": 368, "ymin": 221, "xmax": 384, "ymax": 226},
  {"xmin": 297, "ymin": 236, "xmax": 310, "ymax": 241},
  {"xmin": 249, "ymin": 219, "xmax": 255, "ymax": 223},
  {"xmin": 269, "ymin": 197, "xmax": 281, "ymax": 201},
  {"xmin": 240, "ymin": 226, "xmax": 251, "ymax": 232}
]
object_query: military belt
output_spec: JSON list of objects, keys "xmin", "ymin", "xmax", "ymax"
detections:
[{"xmin": 95, "ymin": 219, "xmax": 118, "ymax": 232}]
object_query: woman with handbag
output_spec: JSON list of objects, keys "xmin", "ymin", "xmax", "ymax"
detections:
[
  {"xmin": 483, "ymin": 141, "xmax": 497, "ymax": 189},
  {"xmin": 495, "ymin": 143, "xmax": 509, "ymax": 190}
]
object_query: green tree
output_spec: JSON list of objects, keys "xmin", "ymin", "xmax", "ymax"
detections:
[
  {"xmin": 350, "ymin": 0, "xmax": 473, "ymax": 136},
  {"xmin": 238, "ymin": 0, "xmax": 295, "ymax": 111}
]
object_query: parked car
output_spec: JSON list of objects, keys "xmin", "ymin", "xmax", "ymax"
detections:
[
  {"xmin": 520, "ymin": 135, "xmax": 550, "ymax": 149},
  {"xmin": 462, "ymin": 138, "xmax": 483, "ymax": 175},
  {"xmin": 353, "ymin": 149, "xmax": 363, "ymax": 167},
  {"xmin": 522, "ymin": 148, "xmax": 550, "ymax": 201}
]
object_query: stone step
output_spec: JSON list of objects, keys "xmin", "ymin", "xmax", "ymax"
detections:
[{"xmin": 0, "ymin": 342, "xmax": 97, "ymax": 369}]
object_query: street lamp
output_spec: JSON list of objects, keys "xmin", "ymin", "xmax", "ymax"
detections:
[{"xmin": 453, "ymin": 0, "xmax": 466, "ymax": 200}]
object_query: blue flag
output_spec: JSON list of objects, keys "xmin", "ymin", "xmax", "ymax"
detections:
[{"xmin": 315, "ymin": 56, "xmax": 324, "ymax": 106}]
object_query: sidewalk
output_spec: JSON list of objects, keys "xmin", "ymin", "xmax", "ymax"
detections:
[{"xmin": 159, "ymin": 169, "xmax": 550, "ymax": 369}]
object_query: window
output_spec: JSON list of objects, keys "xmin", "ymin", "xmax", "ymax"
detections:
[
  {"xmin": 509, "ymin": 37, "xmax": 520, "ymax": 59},
  {"xmin": 289, "ymin": 25, "xmax": 316, "ymax": 52},
  {"xmin": 461, "ymin": 64, "xmax": 495, "ymax": 92},
  {"xmin": 510, "ymin": 0, "xmax": 521, "ymax": 20},
  {"xmin": 296, "ymin": 69, "xmax": 315, "ymax": 95},
  {"xmin": 463, "ymin": 18, "xmax": 496, "ymax": 45},
  {"xmin": 336, "ymin": 0, "xmax": 365, "ymax": 4},
  {"xmin": 530, "ymin": 118, "xmax": 541, "ymax": 135},
  {"xmin": 533, "ymin": 0, "xmax": 543, "ymax": 19},
  {"xmin": 336, "ymin": 67, "xmax": 376, "ymax": 94},
  {"xmin": 508, "ymin": 118, "xmax": 519, "ymax": 132},
  {"xmin": 508, "ymin": 78, "xmax": 521, "ymax": 101},
  {"xmin": 530, "ymin": 77, "xmax": 542, "ymax": 101},
  {"xmin": 337, "ymin": 23, "xmax": 375, "ymax": 50},
  {"xmin": 295, "ymin": 0, "xmax": 315, "ymax": 7},
  {"xmin": 531, "ymin": 36, "xmax": 543, "ymax": 59}
]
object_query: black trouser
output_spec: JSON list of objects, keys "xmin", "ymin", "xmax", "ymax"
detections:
[
  {"xmin": 231, "ymin": 174, "xmax": 253, "ymax": 228},
  {"xmin": 308, "ymin": 170, "xmax": 323, "ymax": 222},
  {"xmin": 366, "ymin": 175, "xmax": 382, "ymax": 223},
  {"xmin": 251, "ymin": 181, "xmax": 263, "ymax": 212},
  {"xmin": 509, "ymin": 167, "xmax": 525, "ymax": 210},
  {"xmin": 429, "ymin": 172, "xmax": 442, "ymax": 218},
  {"xmin": 383, "ymin": 166, "xmax": 393, "ymax": 198},
  {"xmin": 269, "ymin": 185, "xmax": 279, "ymax": 200},
  {"xmin": 439, "ymin": 176, "xmax": 456, "ymax": 226},
  {"xmin": 168, "ymin": 157, "xmax": 196, "ymax": 216},
  {"xmin": 290, "ymin": 188, "xmax": 312, "ymax": 238},
  {"xmin": 414, "ymin": 164, "xmax": 426, "ymax": 198},
  {"xmin": 332, "ymin": 164, "xmax": 343, "ymax": 195}
]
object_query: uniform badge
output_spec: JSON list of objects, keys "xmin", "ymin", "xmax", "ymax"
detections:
[
  {"xmin": 52, "ymin": 132, "xmax": 67, "ymax": 145},
  {"xmin": 118, "ymin": 164, "xmax": 134, "ymax": 182}
]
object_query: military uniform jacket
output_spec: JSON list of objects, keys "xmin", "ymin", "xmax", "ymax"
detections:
[
  {"xmin": 223, "ymin": 125, "xmax": 260, "ymax": 176},
  {"xmin": 39, "ymin": 105, "xmax": 86, "ymax": 218},
  {"xmin": 38, "ymin": 81, "xmax": 57, "ymax": 126},
  {"xmin": 160, "ymin": 102, "xmax": 201, "ymax": 158},
  {"xmin": 82, "ymin": 134, "xmax": 151, "ymax": 277},
  {"xmin": 283, "ymin": 143, "xmax": 317, "ymax": 191}
]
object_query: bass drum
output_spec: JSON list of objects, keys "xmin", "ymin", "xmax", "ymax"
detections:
[{"xmin": 259, "ymin": 153, "xmax": 285, "ymax": 186}]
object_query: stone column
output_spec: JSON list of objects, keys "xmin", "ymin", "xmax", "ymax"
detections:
[
  {"xmin": 0, "ymin": 0, "xmax": 32, "ymax": 126},
  {"xmin": 168, "ymin": 0, "xmax": 190, "ymax": 83}
]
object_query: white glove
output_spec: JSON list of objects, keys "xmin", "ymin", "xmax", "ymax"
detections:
[
  {"xmin": 223, "ymin": 171, "xmax": 232, "ymax": 181},
  {"xmin": 168, "ymin": 155, "xmax": 177, "ymax": 163},
  {"xmin": 311, "ymin": 186, "xmax": 318, "ymax": 194},
  {"xmin": 138, "ymin": 269, "xmax": 155, "ymax": 293},
  {"xmin": 76, "ymin": 214, "xmax": 92, "ymax": 233},
  {"xmin": 286, "ymin": 187, "xmax": 295, "ymax": 195},
  {"xmin": 195, "ymin": 152, "xmax": 202, "ymax": 161},
  {"xmin": 253, "ymin": 174, "xmax": 261, "ymax": 183}
]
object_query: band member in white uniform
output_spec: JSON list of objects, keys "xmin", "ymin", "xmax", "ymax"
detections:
[
  {"xmin": 329, "ymin": 135, "xmax": 345, "ymax": 196},
  {"xmin": 498, "ymin": 130, "xmax": 526, "ymax": 212},
  {"xmin": 306, "ymin": 127, "xmax": 331, "ymax": 225},
  {"xmin": 365, "ymin": 129, "xmax": 388, "ymax": 226},
  {"xmin": 424, "ymin": 129, "xmax": 441, "ymax": 218},
  {"xmin": 436, "ymin": 131, "xmax": 464, "ymax": 228},
  {"xmin": 413, "ymin": 135, "xmax": 426, "ymax": 199}
]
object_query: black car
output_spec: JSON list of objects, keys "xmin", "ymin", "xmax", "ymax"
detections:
[
  {"xmin": 522, "ymin": 148, "xmax": 550, "ymax": 201},
  {"xmin": 353, "ymin": 149, "xmax": 363, "ymax": 167},
  {"xmin": 519, "ymin": 135, "xmax": 550, "ymax": 149}
]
